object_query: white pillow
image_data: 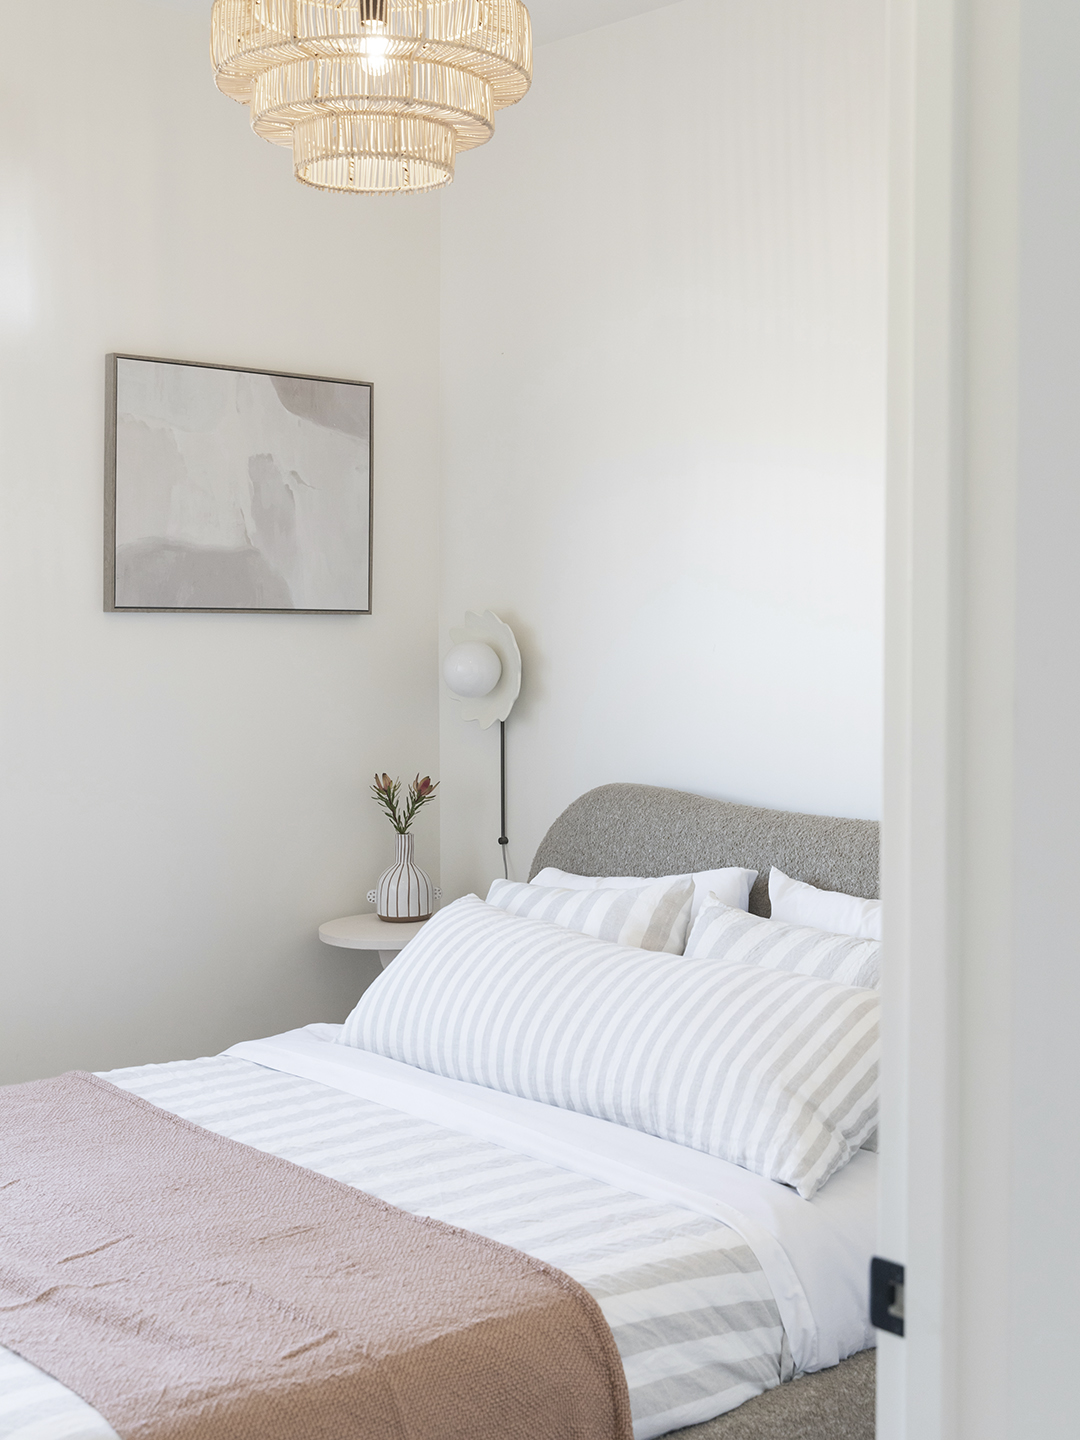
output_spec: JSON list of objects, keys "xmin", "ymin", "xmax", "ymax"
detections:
[
  {"xmin": 340, "ymin": 895, "xmax": 879, "ymax": 1199},
  {"xmin": 531, "ymin": 865, "xmax": 757, "ymax": 921},
  {"xmin": 686, "ymin": 899, "xmax": 881, "ymax": 989},
  {"xmin": 486, "ymin": 876, "xmax": 693, "ymax": 954},
  {"xmin": 768, "ymin": 867, "xmax": 881, "ymax": 942}
]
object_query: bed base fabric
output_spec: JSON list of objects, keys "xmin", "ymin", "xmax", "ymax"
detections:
[
  {"xmin": 674, "ymin": 1350, "xmax": 874, "ymax": 1440},
  {"xmin": 0, "ymin": 1071, "xmax": 632, "ymax": 1440},
  {"xmin": 530, "ymin": 784, "xmax": 880, "ymax": 917}
]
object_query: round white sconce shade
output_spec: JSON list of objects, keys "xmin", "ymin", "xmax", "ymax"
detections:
[{"xmin": 443, "ymin": 642, "xmax": 502, "ymax": 699}]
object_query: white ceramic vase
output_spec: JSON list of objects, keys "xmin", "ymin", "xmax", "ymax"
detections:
[{"xmin": 375, "ymin": 832, "xmax": 434, "ymax": 922}]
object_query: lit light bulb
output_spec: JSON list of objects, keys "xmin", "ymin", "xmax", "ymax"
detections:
[
  {"xmin": 358, "ymin": 22, "xmax": 391, "ymax": 73},
  {"xmin": 443, "ymin": 642, "xmax": 502, "ymax": 699}
]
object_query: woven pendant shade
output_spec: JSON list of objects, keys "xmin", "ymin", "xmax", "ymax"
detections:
[{"xmin": 212, "ymin": 0, "xmax": 532, "ymax": 195}]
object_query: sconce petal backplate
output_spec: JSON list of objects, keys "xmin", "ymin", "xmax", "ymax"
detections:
[{"xmin": 447, "ymin": 611, "xmax": 521, "ymax": 728}]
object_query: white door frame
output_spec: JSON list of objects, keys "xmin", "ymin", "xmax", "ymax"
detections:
[
  {"xmin": 880, "ymin": 0, "xmax": 971, "ymax": 1431},
  {"xmin": 879, "ymin": 0, "xmax": 1079, "ymax": 1435}
]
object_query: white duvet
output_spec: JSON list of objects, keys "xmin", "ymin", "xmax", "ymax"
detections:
[
  {"xmin": 0, "ymin": 1025, "xmax": 875, "ymax": 1440},
  {"xmin": 230, "ymin": 1024, "xmax": 878, "ymax": 1375}
]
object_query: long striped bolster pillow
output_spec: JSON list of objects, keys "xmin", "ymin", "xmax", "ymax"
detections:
[
  {"xmin": 486, "ymin": 876, "xmax": 694, "ymax": 953},
  {"xmin": 340, "ymin": 895, "xmax": 879, "ymax": 1198},
  {"xmin": 685, "ymin": 900, "xmax": 882, "ymax": 989}
]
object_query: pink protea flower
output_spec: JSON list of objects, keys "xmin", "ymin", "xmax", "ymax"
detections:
[{"xmin": 371, "ymin": 771, "xmax": 439, "ymax": 834}]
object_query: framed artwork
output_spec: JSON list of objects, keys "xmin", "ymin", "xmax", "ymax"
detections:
[{"xmin": 105, "ymin": 354, "xmax": 373, "ymax": 613}]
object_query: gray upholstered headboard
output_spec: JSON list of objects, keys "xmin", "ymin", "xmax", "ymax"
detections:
[{"xmin": 529, "ymin": 783, "xmax": 879, "ymax": 918}]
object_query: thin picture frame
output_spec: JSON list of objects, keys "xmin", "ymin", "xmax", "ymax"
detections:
[{"xmin": 105, "ymin": 353, "xmax": 374, "ymax": 614}]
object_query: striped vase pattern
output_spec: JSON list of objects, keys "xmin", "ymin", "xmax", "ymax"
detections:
[{"xmin": 376, "ymin": 832, "xmax": 434, "ymax": 922}]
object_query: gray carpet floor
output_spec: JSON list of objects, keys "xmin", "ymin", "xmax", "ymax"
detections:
[{"xmin": 670, "ymin": 1350, "xmax": 876, "ymax": 1440}]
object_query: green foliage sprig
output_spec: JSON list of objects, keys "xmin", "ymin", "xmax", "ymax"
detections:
[{"xmin": 371, "ymin": 773, "xmax": 439, "ymax": 835}]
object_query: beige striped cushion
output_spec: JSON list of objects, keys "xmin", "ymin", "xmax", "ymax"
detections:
[
  {"xmin": 686, "ymin": 900, "xmax": 881, "ymax": 989},
  {"xmin": 340, "ymin": 896, "xmax": 879, "ymax": 1198},
  {"xmin": 531, "ymin": 865, "xmax": 757, "ymax": 920},
  {"xmin": 486, "ymin": 876, "xmax": 694, "ymax": 954}
]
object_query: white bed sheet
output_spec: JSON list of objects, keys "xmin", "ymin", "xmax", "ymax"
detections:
[{"xmin": 226, "ymin": 1024, "xmax": 877, "ymax": 1374}]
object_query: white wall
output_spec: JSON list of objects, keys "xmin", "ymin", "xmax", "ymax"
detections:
[
  {"xmin": 1007, "ymin": 4, "xmax": 1080, "ymax": 1421},
  {"xmin": 0, "ymin": 0, "xmax": 442, "ymax": 1083},
  {"xmin": 438, "ymin": 0, "xmax": 888, "ymax": 899}
]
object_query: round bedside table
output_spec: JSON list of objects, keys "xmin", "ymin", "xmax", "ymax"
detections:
[{"xmin": 318, "ymin": 912, "xmax": 430, "ymax": 969}]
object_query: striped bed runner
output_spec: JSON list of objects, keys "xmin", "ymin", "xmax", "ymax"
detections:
[{"xmin": 0, "ymin": 1056, "xmax": 791, "ymax": 1440}]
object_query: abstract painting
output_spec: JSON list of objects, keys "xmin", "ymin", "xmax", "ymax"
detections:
[{"xmin": 105, "ymin": 355, "xmax": 372, "ymax": 613}]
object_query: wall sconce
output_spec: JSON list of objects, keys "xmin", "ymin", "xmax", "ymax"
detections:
[{"xmin": 443, "ymin": 611, "xmax": 522, "ymax": 875}]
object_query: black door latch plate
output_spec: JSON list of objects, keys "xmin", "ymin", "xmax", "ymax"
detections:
[{"xmin": 870, "ymin": 1257, "xmax": 905, "ymax": 1336}]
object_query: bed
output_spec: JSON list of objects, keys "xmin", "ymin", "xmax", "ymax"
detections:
[{"xmin": 0, "ymin": 782, "xmax": 879, "ymax": 1440}]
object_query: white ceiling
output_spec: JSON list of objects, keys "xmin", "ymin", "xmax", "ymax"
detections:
[
  {"xmin": 139, "ymin": 0, "xmax": 687, "ymax": 46},
  {"xmin": 527, "ymin": 0, "xmax": 686, "ymax": 45}
]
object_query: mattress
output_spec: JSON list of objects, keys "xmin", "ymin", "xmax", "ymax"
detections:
[{"xmin": 0, "ymin": 1025, "xmax": 875, "ymax": 1440}]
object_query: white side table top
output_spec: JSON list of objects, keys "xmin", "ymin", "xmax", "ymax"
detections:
[{"xmin": 319, "ymin": 912, "xmax": 429, "ymax": 956}]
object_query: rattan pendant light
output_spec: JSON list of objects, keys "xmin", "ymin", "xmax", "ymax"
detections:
[{"xmin": 211, "ymin": 0, "xmax": 532, "ymax": 195}]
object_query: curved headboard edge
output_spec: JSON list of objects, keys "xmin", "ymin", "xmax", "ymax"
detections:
[{"xmin": 529, "ymin": 782, "xmax": 880, "ymax": 918}]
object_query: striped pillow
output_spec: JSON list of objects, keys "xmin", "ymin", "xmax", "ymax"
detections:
[
  {"xmin": 685, "ymin": 900, "xmax": 881, "ymax": 989},
  {"xmin": 531, "ymin": 865, "xmax": 758, "ymax": 920},
  {"xmin": 340, "ymin": 895, "xmax": 879, "ymax": 1198},
  {"xmin": 486, "ymin": 876, "xmax": 693, "ymax": 954}
]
